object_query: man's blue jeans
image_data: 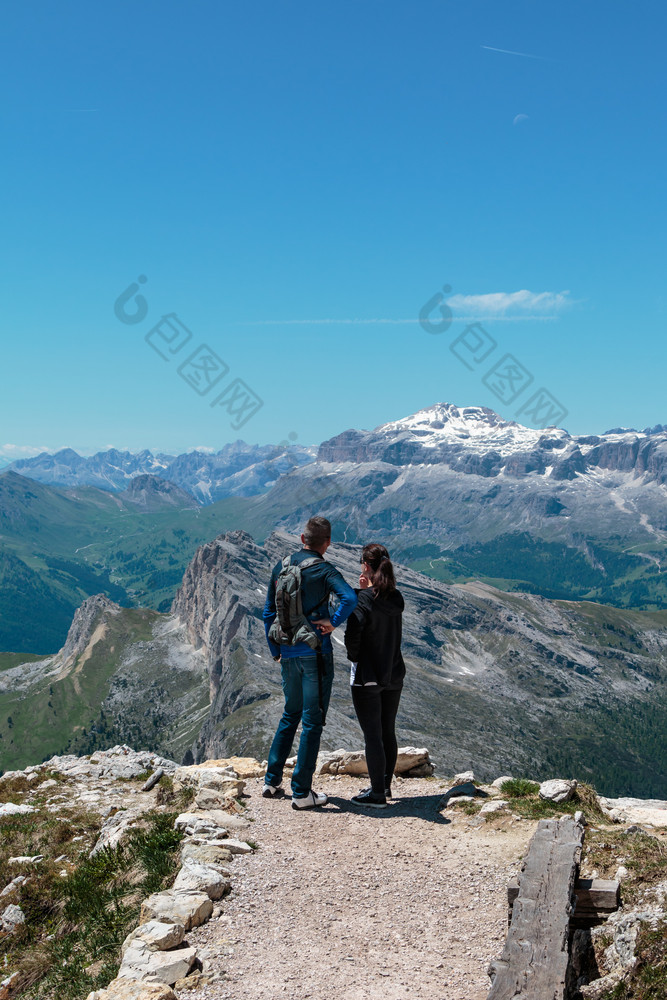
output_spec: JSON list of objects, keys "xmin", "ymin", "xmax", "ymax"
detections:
[{"xmin": 265, "ymin": 652, "xmax": 334, "ymax": 798}]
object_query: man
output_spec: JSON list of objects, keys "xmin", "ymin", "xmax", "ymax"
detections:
[{"xmin": 263, "ymin": 516, "xmax": 357, "ymax": 809}]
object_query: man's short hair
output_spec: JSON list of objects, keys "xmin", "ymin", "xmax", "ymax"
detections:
[{"xmin": 303, "ymin": 516, "xmax": 331, "ymax": 548}]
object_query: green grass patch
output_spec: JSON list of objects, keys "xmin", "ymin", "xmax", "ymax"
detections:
[
  {"xmin": 449, "ymin": 799, "xmax": 482, "ymax": 816},
  {"xmin": 6, "ymin": 810, "xmax": 183, "ymax": 1000},
  {"xmin": 500, "ymin": 782, "xmax": 607, "ymax": 822},
  {"xmin": 582, "ymin": 829, "xmax": 667, "ymax": 907},
  {"xmin": 0, "ymin": 652, "xmax": 49, "ymax": 671},
  {"xmin": 498, "ymin": 778, "xmax": 540, "ymax": 798}
]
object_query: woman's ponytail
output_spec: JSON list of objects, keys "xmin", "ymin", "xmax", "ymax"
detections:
[{"xmin": 361, "ymin": 543, "xmax": 397, "ymax": 599}]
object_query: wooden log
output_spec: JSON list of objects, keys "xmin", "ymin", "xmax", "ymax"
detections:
[
  {"xmin": 507, "ymin": 877, "xmax": 620, "ymax": 926},
  {"xmin": 488, "ymin": 817, "xmax": 584, "ymax": 999}
]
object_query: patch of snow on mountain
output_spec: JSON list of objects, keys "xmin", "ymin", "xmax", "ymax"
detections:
[{"xmin": 377, "ymin": 402, "xmax": 569, "ymax": 457}]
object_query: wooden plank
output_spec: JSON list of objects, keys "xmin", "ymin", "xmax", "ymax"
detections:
[
  {"xmin": 574, "ymin": 878, "xmax": 620, "ymax": 912},
  {"xmin": 488, "ymin": 817, "xmax": 584, "ymax": 999},
  {"xmin": 507, "ymin": 877, "xmax": 620, "ymax": 926}
]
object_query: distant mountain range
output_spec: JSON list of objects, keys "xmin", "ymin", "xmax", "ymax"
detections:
[
  {"xmin": 8, "ymin": 405, "xmax": 667, "ymax": 498},
  {"xmin": 3, "ymin": 401, "xmax": 667, "ymax": 653},
  {"xmin": 5, "ymin": 440, "xmax": 315, "ymax": 503}
]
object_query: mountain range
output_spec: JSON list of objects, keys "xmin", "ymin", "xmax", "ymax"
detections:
[
  {"xmin": 3, "ymin": 401, "xmax": 667, "ymax": 653},
  {"xmin": 5, "ymin": 440, "xmax": 315, "ymax": 503}
]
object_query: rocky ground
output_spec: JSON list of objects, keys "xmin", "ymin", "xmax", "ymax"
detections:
[
  {"xmin": 2, "ymin": 747, "xmax": 666, "ymax": 1000},
  {"xmin": 183, "ymin": 775, "xmax": 535, "ymax": 1000}
]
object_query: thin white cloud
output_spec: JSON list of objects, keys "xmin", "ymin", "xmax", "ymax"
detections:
[
  {"xmin": 447, "ymin": 290, "xmax": 572, "ymax": 316},
  {"xmin": 239, "ymin": 290, "xmax": 573, "ymax": 326},
  {"xmin": 513, "ymin": 113, "xmax": 530, "ymax": 125},
  {"xmin": 482, "ymin": 44, "xmax": 553, "ymax": 61}
]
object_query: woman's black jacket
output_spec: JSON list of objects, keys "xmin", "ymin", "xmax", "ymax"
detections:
[{"xmin": 344, "ymin": 587, "xmax": 405, "ymax": 689}]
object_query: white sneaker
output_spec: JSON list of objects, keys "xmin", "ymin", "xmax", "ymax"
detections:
[
  {"xmin": 262, "ymin": 782, "xmax": 284, "ymax": 798},
  {"xmin": 291, "ymin": 789, "xmax": 328, "ymax": 810}
]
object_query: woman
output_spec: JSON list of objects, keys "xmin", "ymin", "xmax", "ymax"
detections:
[{"xmin": 344, "ymin": 543, "xmax": 405, "ymax": 808}]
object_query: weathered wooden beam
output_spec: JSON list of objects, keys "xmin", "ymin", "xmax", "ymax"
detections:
[
  {"xmin": 508, "ymin": 877, "xmax": 620, "ymax": 926},
  {"xmin": 488, "ymin": 817, "xmax": 584, "ymax": 999}
]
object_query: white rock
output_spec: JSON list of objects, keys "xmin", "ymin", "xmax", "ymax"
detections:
[
  {"xmin": 8, "ymin": 855, "xmax": 43, "ymax": 864},
  {"xmin": 172, "ymin": 859, "xmax": 231, "ymax": 900},
  {"xmin": 1, "ymin": 904, "xmax": 25, "ymax": 931},
  {"xmin": 91, "ymin": 809, "xmax": 142, "ymax": 855},
  {"xmin": 480, "ymin": 800, "xmax": 509, "ymax": 814},
  {"xmin": 539, "ymin": 778, "xmax": 577, "ymax": 803},
  {"xmin": 597, "ymin": 904, "xmax": 665, "ymax": 970},
  {"xmin": 1, "ymin": 876, "xmax": 27, "ymax": 897},
  {"xmin": 453, "ymin": 770, "xmax": 475, "ymax": 785},
  {"xmin": 222, "ymin": 838, "xmax": 254, "ymax": 855},
  {"xmin": 191, "ymin": 819, "xmax": 228, "ymax": 838},
  {"xmin": 0, "ymin": 770, "xmax": 32, "ymax": 783},
  {"xmin": 140, "ymin": 890, "xmax": 213, "ymax": 931},
  {"xmin": 194, "ymin": 786, "xmax": 240, "ymax": 810},
  {"xmin": 180, "ymin": 843, "xmax": 232, "ymax": 870},
  {"xmin": 615, "ymin": 865, "xmax": 630, "ymax": 882},
  {"xmin": 598, "ymin": 796, "xmax": 667, "ymax": 828},
  {"xmin": 121, "ymin": 920, "xmax": 184, "ymax": 958},
  {"xmin": 173, "ymin": 765, "xmax": 242, "ymax": 791},
  {"xmin": 0, "ymin": 802, "xmax": 37, "ymax": 816},
  {"xmin": 174, "ymin": 812, "xmax": 201, "ymax": 831},
  {"xmin": 36, "ymin": 779, "xmax": 59, "ymax": 790},
  {"xmin": 316, "ymin": 747, "xmax": 433, "ymax": 777},
  {"xmin": 118, "ymin": 942, "xmax": 197, "ymax": 986},
  {"xmin": 192, "ymin": 756, "xmax": 265, "ymax": 779},
  {"xmin": 492, "ymin": 776, "xmax": 514, "ymax": 788},
  {"xmin": 86, "ymin": 978, "xmax": 178, "ymax": 999}
]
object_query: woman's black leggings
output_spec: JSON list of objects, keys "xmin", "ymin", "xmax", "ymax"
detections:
[{"xmin": 351, "ymin": 685, "xmax": 402, "ymax": 795}]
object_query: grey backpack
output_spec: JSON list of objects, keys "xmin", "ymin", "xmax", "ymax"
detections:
[{"xmin": 268, "ymin": 556, "xmax": 322, "ymax": 650}]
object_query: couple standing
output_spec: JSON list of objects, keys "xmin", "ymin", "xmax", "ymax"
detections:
[{"xmin": 262, "ymin": 515, "xmax": 405, "ymax": 810}]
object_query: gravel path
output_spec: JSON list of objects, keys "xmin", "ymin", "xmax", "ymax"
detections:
[{"xmin": 183, "ymin": 776, "xmax": 536, "ymax": 1000}]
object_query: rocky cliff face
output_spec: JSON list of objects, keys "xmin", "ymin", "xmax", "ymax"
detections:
[
  {"xmin": 58, "ymin": 594, "xmax": 122, "ymax": 666},
  {"xmin": 0, "ymin": 599, "xmax": 210, "ymax": 773}
]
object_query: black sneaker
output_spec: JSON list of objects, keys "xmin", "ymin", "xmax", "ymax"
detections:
[
  {"xmin": 351, "ymin": 789, "xmax": 388, "ymax": 809},
  {"xmin": 360, "ymin": 786, "xmax": 392, "ymax": 799}
]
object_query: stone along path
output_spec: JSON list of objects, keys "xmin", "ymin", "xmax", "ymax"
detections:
[{"xmin": 184, "ymin": 776, "xmax": 536, "ymax": 1000}]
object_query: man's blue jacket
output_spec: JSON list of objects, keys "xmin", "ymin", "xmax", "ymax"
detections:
[{"xmin": 263, "ymin": 548, "xmax": 357, "ymax": 659}]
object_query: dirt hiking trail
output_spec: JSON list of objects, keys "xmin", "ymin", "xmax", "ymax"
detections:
[{"xmin": 185, "ymin": 775, "xmax": 536, "ymax": 1000}]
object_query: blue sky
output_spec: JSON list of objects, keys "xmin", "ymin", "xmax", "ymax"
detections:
[{"xmin": 2, "ymin": 0, "xmax": 666, "ymax": 460}]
